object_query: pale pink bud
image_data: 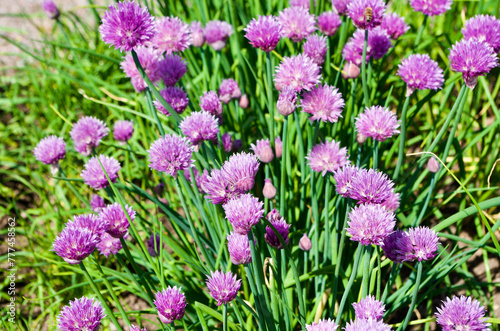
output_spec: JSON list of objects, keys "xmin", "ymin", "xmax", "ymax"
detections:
[
  {"xmin": 239, "ymin": 94, "xmax": 249, "ymax": 109},
  {"xmin": 357, "ymin": 132, "xmax": 367, "ymax": 145},
  {"xmin": 342, "ymin": 62, "xmax": 360, "ymax": 79},
  {"xmin": 263, "ymin": 178, "xmax": 277, "ymax": 199},
  {"xmin": 275, "ymin": 136, "xmax": 283, "ymax": 158},
  {"xmin": 299, "ymin": 233, "xmax": 312, "ymax": 251},
  {"xmin": 427, "ymin": 156, "xmax": 440, "ymax": 173}
]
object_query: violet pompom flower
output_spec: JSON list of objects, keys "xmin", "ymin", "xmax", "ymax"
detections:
[
  {"xmin": 154, "ymin": 86, "xmax": 189, "ymax": 115},
  {"xmin": 52, "ymin": 227, "xmax": 99, "ymax": 264},
  {"xmin": 397, "ymin": 226, "xmax": 439, "ymax": 262},
  {"xmin": 154, "ymin": 286, "xmax": 187, "ymax": 324},
  {"xmin": 381, "ymin": 229, "xmax": 405, "ymax": 263},
  {"xmin": 81, "ymin": 155, "xmax": 121, "ymax": 190},
  {"xmin": 307, "ymin": 140, "xmax": 349, "ymax": 176},
  {"xmin": 147, "ymin": 233, "xmax": 162, "ymax": 257},
  {"xmin": 380, "ymin": 191, "xmax": 400, "ymax": 213},
  {"xmin": 409, "ymin": 0, "xmax": 453, "ymax": 16},
  {"xmin": 397, "ymin": 54, "xmax": 444, "ymax": 97},
  {"xmin": 222, "ymin": 133, "xmax": 233, "ymax": 153},
  {"xmin": 158, "ymin": 54, "xmax": 187, "ymax": 87},
  {"xmin": 463, "ymin": 15, "xmax": 500, "ymax": 52},
  {"xmin": 244, "ymin": 15, "xmax": 283, "ymax": 52},
  {"xmin": 332, "ymin": 0, "xmax": 352, "ymax": 15},
  {"xmin": 206, "ymin": 270, "xmax": 241, "ymax": 306},
  {"xmin": 290, "ymin": 0, "xmax": 315, "ymax": 8},
  {"xmin": 68, "ymin": 214, "xmax": 106, "ymax": 238},
  {"xmin": 113, "ymin": 120, "xmax": 134, "ymax": 142},
  {"xmin": 57, "ymin": 297, "xmax": 105, "ymax": 331},
  {"xmin": 274, "ymin": 54, "xmax": 321, "ymax": 92},
  {"xmin": 317, "ymin": 11, "xmax": 342, "ymax": 36},
  {"xmin": 227, "ymin": 232, "xmax": 252, "ymax": 265},
  {"xmin": 265, "ymin": 209, "xmax": 290, "ymax": 249},
  {"xmin": 333, "ymin": 164, "xmax": 360, "ymax": 198},
  {"xmin": 190, "ymin": 21, "xmax": 205, "ymax": 47},
  {"xmin": 202, "ymin": 169, "xmax": 238, "ymax": 205},
  {"xmin": 380, "ymin": 13, "xmax": 409, "ymax": 40},
  {"xmin": 347, "ymin": 0, "xmax": 386, "ymax": 30},
  {"xmin": 347, "ymin": 203, "xmax": 395, "ymax": 245},
  {"xmin": 33, "ymin": 136, "xmax": 66, "ymax": 170},
  {"xmin": 303, "ymin": 35, "xmax": 329, "ymax": 66},
  {"xmin": 342, "ymin": 28, "xmax": 392, "ymax": 67},
  {"xmin": 218, "ymin": 79, "xmax": 241, "ymax": 104},
  {"xmin": 70, "ymin": 116, "xmax": 109, "ymax": 156},
  {"xmin": 148, "ymin": 134, "xmax": 194, "ymax": 178},
  {"xmin": 223, "ymin": 194, "xmax": 264, "ymax": 234},
  {"xmin": 436, "ymin": 296, "xmax": 491, "ymax": 331},
  {"xmin": 275, "ymin": 136, "xmax": 283, "ymax": 158},
  {"xmin": 353, "ymin": 295, "xmax": 385, "ymax": 321},
  {"xmin": 121, "ymin": 46, "xmax": 161, "ymax": 92},
  {"xmin": 204, "ymin": 20, "xmax": 233, "ymax": 51},
  {"xmin": 99, "ymin": 202, "xmax": 136, "ymax": 238},
  {"xmin": 42, "ymin": 0, "xmax": 60, "ymax": 19},
  {"xmin": 90, "ymin": 195, "xmax": 106, "ymax": 213},
  {"xmin": 200, "ymin": 91, "xmax": 223, "ymax": 116},
  {"xmin": 251, "ymin": 139, "xmax": 274, "ymax": 163},
  {"xmin": 180, "ymin": 111, "xmax": 219, "ymax": 148},
  {"xmin": 301, "ymin": 84, "xmax": 345, "ymax": 122},
  {"xmin": 350, "ymin": 168, "xmax": 395, "ymax": 204},
  {"xmin": 305, "ymin": 319, "xmax": 339, "ymax": 330},
  {"xmin": 152, "ymin": 16, "xmax": 192, "ymax": 54},
  {"xmin": 344, "ymin": 318, "xmax": 391, "ymax": 331},
  {"xmin": 222, "ymin": 152, "xmax": 260, "ymax": 191},
  {"xmin": 99, "ymin": 1, "xmax": 155, "ymax": 52},
  {"xmin": 449, "ymin": 39, "xmax": 498, "ymax": 89},
  {"xmin": 355, "ymin": 105, "xmax": 400, "ymax": 142},
  {"xmin": 96, "ymin": 232, "xmax": 125, "ymax": 257},
  {"xmin": 278, "ymin": 6, "xmax": 316, "ymax": 43},
  {"xmin": 277, "ymin": 87, "xmax": 297, "ymax": 116}
]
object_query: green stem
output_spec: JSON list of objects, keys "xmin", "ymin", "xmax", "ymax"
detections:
[
  {"xmin": 279, "ymin": 116, "xmax": 288, "ymax": 216},
  {"xmin": 223, "ymin": 304, "xmax": 227, "ymax": 331},
  {"xmin": 323, "ymin": 175, "xmax": 331, "ymax": 263},
  {"xmin": 145, "ymin": 88, "xmax": 166, "ymax": 137},
  {"xmin": 398, "ymin": 262, "xmax": 423, "ymax": 331},
  {"xmin": 412, "ymin": 174, "xmax": 436, "ymax": 227},
  {"xmin": 361, "ymin": 30, "xmax": 370, "ymax": 107},
  {"xmin": 294, "ymin": 112, "xmax": 306, "ymax": 213},
  {"xmin": 332, "ymin": 198, "xmax": 350, "ymax": 316},
  {"xmin": 361, "ymin": 245, "xmax": 372, "ymax": 298},
  {"xmin": 393, "ymin": 95, "xmax": 411, "ymax": 180},
  {"xmin": 266, "ymin": 52, "xmax": 275, "ymax": 145},
  {"xmin": 414, "ymin": 15, "xmax": 428, "ymax": 48},
  {"xmin": 381, "ymin": 263, "xmax": 401, "ymax": 302},
  {"xmin": 373, "ymin": 140, "xmax": 379, "ymax": 169}
]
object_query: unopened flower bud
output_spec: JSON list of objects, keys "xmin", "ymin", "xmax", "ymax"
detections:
[
  {"xmin": 251, "ymin": 139, "xmax": 274, "ymax": 163},
  {"xmin": 427, "ymin": 156, "xmax": 440, "ymax": 173},
  {"xmin": 263, "ymin": 178, "xmax": 277, "ymax": 199},
  {"xmin": 342, "ymin": 62, "xmax": 360, "ymax": 79},
  {"xmin": 42, "ymin": 0, "xmax": 60, "ymax": 20},
  {"xmin": 299, "ymin": 233, "xmax": 312, "ymax": 251},
  {"xmin": 275, "ymin": 136, "xmax": 283, "ymax": 158},
  {"xmin": 356, "ymin": 132, "xmax": 367, "ymax": 145},
  {"xmin": 277, "ymin": 87, "xmax": 297, "ymax": 116},
  {"xmin": 239, "ymin": 94, "xmax": 249, "ymax": 109}
]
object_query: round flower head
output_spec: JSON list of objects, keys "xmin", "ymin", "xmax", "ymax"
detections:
[
  {"xmin": 350, "ymin": 168, "xmax": 395, "ymax": 204},
  {"xmin": 154, "ymin": 86, "xmax": 189, "ymax": 115},
  {"xmin": 290, "ymin": 0, "xmax": 315, "ymax": 8},
  {"xmin": 347, "ymin": 0, "xmax": 386, "ymax": 30},
  {"xmin": 52, "ymin": 226, "xmax": 99, "ymax": 264},
  {"xmin": 200, "ymin": 91, "xmax": 223, "ymax": 116},
  {"xmin": 113, "ymin": 120, "xmax": 134, "ymax": 142},
  {"xmin": 158, "ymin": 54, "xmax": 187, "ymax": 87},
  {"xmin": 263, "ymin": 178, "xmax": 277, "ymax": 199},
  {"xmin": 34, "ymin": 135, "xmax": 66, "ymax": 166},
  {"xmin": 265, "ymin": 210, "xmax": 291, "ymax": 249},
  {"xmin": 218, "ymin": 79, "xmax": 241, "ymax": 104},
  {"xmin": 380, "ymin": 191, "xmax": 400, "ymax": 213},
  {"xmin": 343, "ymin": 28, "xmax": 392, "ymax": 66},
  {"xmin": 206, "ymin": 270, "xmax": 241, "ymax": 306},
  {"xmin": 307, "ymin": 140, "xmax": 349, "ymax": 176},
  {"xmin": 97, "ymin": 232, "xmax": 125, "ymax": 257},
  {"xmin": 244, "ymin": 15, "xmax": 283, "ymax": 52},
  {"xmin": 303, "ymin": 34, "xmax": 329, "ymax": 66},
  {"xmin": 147, "ymin": 233, "xmax": 162, "ymax": 257},
  {"xmin": 222, "ymin": 133, "xmax": 233, "ymax": 153},
  {"xmin": 57, "ymin": 297, "xmax": 105, "ymax": 331},
  {"xmin": 227, "ymin": 232, "xmax": 252, "ymax": 265},
  {"xmin": 148, "ymin": 134, "xmax": 194, "ymax": 178},
  {"xmin": 99, "ymin": 1, "xmax": 155, "ymax": 52},
  {"xmin": 449, "ymin": 38, "xmax": 499, "ymax": 89},
  {"xmin": 222, "ymin": 152, "xmax": 260, "ymax": 192},
  {"xmin": 347, "ymin": 203, "xmax": 395, "ymax": 245},
  {"xmin": 333, "ymin": 164, "xmax": 360, "ymax": 198},
  {"xmin": 381, "ymin": 229, "xmax": 405, "ymax": 263},
  {"xmin": 317, "ymin": 11, "xmax": 342, "ymax": 36},
  {"xmin": 332, "ymin": 0, "xmax": 352, "ymax": 15},
  {"xmin": 353, "ymin": 295, "xmax": 385, "ymax": 321},
  {"xmin": 121, "ymin": 46, "xmax": 161, "ymax": 92},
  {"xmin": 380, "ymin": 13, "xmax": 409, "ymax": 40},
  {"xmin": 202, "ymin": 169, "xmax": 240, "ymax": 205},
  {"xmin": 301, "ymin": 84, "xmax": 345, "ymax": 122},
  {"xmin": 251, "ymin": 139, "xmax": 274, "ymax": 163},
  {"xmin": 355, "ymin": 105, "xmax": 400, "ymax": 142},
  {"xmin": 410, "ymin": 0, "xmax": 453, "ymax": 16},
  {"xmin": 463, "ymin": 15, "xmax": 500, "ymax": 52},
  {"xmin": 180, "ymin": 111, "xmax": 219, "ymax": 148},
  {"xmin": 90, "ymin": 194, "xmax": 106, "ymax": 213},
  {"xmin": 275, "ymin": 136, "xmax": 283, "ymax": 158},
  {"xmin": 397, "ymin": 226, "xmax": 439, "ymax": 262},
  {"xmin": 223, "ymin": 194, "xmax": 264, "ymax": 234},
  {"xmin": 277, "ymin": 87, "xmax": 297, "ymax": 116},
  {"xmin": 154, "ymin": 286, "xmax": 187, "ymax": 324},
  {"xmin": 152, "ymin": 16, "xmax": 192, "ymax": 54},
  {"xmin": 278, "ymin": 6, "xmax": 317, "ymax": 42},
  {"xmin": 344, "ymin": 318, "xmax": 391, "ymax": 331},
  {"xmin": 42, "ymin": 0, "xmax": 59, "ymax": 19},
  {"xmin": 70, "ymin": 116, "xmax": 109, "ymax": 156},
  {"xmin": 81, "ymin": 155, "xmax": 121, "ymax": 190},
  {"xmin": 68, "ymin": 213, "xmax": 106, "ymax": 238},
  {"xmin": 436, "ymin": 296, "xmax": 491, "ymax": 331},
  {"xmin": 204, "ymin": 20, "xmax": 233, "ymax": 51},
  {"xmin": 274, "ymin": 54, "xmax": 321, "ymax": 92},
  {"xmin": 129, "ymin": 325, "xmax": 147, "ymax": 331},
  {"xmin": 99, "ymin": 202, "xmax": 136, "ymax": 238},
  {"xmin": 305, "ymin": 318, "xmax": 338, "ymax": 330},
  {"xmin": 190, "ymin": 21, "xmax": 205, "ymax": 47},
  {"xmin": 397, "ymin": 54, "xmax": 444, "ymax": 96}
]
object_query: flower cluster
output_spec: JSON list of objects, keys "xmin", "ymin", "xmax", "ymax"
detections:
[
  {"xmin": 343, "ymin": 27, "xmax": 392, "ymax": 67},
  {"xmin": 81, "ymin": 155, "xmax": 121, "ymax": 190},
  {"xmin": 382, "ymin": 226, "xmax": 439, "ymax": 263},
  {"xmin": 206, "ymin": 270, "xmax": 241, "ymax": 306},
  {"xmin": 70, "ymin": 117, "xmax": 109, "ymax": 156},
  {"xmin": 278, "ymin": 6, "xmax": 316, "ymax": 42},
  {"xmin": 307, "ymin": 140, "xmax": 349, "ymax": 176},
  {"xmin": 274, "ymin": 54, "xmax": 321, "ymax": 92},
  {"xmin": 251, "ymin": 139, "xmax": 274, "ymax": 163},
  {"xmin": 317, "ymin": 11, "xmax": 342, "ymax": 36},
  {"xmin": 397, "ymin": 54, "xmax": 444, "ymax": 96},
  {"xmin": 154, "ymin": 286, "xmax": 187, "ymax": 324},
  {"xmin": 219, "ymin": 79, "xmax": 242, "ymax": 104},
  {"xmin": 347, "ymin": 204, "xmax": 396, "ymax": 245},
  {"xmin": 436, "ymin": 296, "xmax": 491, "ymax": 331},
  {"xmin": 410, "ymin": 0, "xmax": 453, "ymax": 16},
  {"xmin": 265, "ymin": 209, "xmax": 290, "ymax": 249},
  {"xmin": 223, "ymin": 194, "xmax": 264, "ymax": 234},
  {"xmin": 152, "ymin": 16, "xmax": 192, "ymax": 54},
  {"xmin": 244, "ymin": 15, "xmax": 282, "ymax": 52},
  {"xmin": 121, "ymin": 46, "xmax": 161, "ymax": 92},
  {"xmin": 148, "ymin": 134, "xmax": 194, "ymax": 178},
  {"xmin": 34, "ymin": 136, "xmax": 66, "ymax": 166},
  {"xmin": 57, "ymin": 297, "xmax": 105, "ymax": 331},
  {"xmin": 180, "ymin": 111, "xmax": 219, "ymax": 148},
  {"xmin": 355, "ymin": 105, "xmax": 400, "ymax": 142},
  {"xmin": 204, "ymin": 20, "xmax": 233, "ymax": 51},
  {"xmin": 347, "ymin": 0, "xmax": 386, "ymax": 30},
  {"xmin": 301, "ymin": 84, "xmax": 345, "ymax": 122}
]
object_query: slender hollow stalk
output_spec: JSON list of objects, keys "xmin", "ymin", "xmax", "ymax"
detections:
[
  {"xmin": 361, "ymin": 245, "xmax": 372, "ymax": 298},
  {"xmin": 266, "ymin": 52, "xmax": 275, "ymax": 145},
  {"xmin": 145, "ymin": 88, "xmax": 165, "ymax": 137},
  {"xmin": 399, "ymin": 262, "xmax": 423, "ymax": 331},
  {"xmin": 381, "ymin": 262, "xmax": 401, "ymax": 303},
  {"xmin": 413, "ymin": 174, "xmax": 436, "ymax": 227},
  {"xmin": 332, "ymin": 198, "xmax": 350, "ymax": 316},
  {"xmin": 393, "ymin": 95, "xmax": 411, "ymax": 180},
  {"xmin": 279, "ymin": 116, "xmax": 288, "ymax": 216},
  {"xmin": 294, "ymin": 111, "xmax": 307, "ymax": 213},
  {"xmin": 373, "ymin": 140, "xmax": 380, "ymax": 169},
  {"xmin": 323, "ymin": 175, "xmax": 332, "ymax": 263},
  {"xmin": 361, "ymin": 30, "xmax": 370, "ymax": 107},
  {"xmin": 414, "ymin": 15, "xmax": 428, "ymax": 48},
  {"xmin": 223, "ymin": 304, "xmax": 227, "ymax": 331}
]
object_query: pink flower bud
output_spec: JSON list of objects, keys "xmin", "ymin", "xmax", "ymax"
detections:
[
  {"xmin": 342, "ymin": 62, "xmax": 361, "ymax": 79},
  {"xmin": 239, "ymin": 94, "xmax": 249, "ymax": 109},
  {"xmin": 275, "ymin": 136, "xmax": 283, "ymax": 158},
  {"xmin": 299, "ymin": 233, "xmax": 312, "ymax": 251},
  {"xmin": 427, "ymin": 156, "xmax": 440, "ymax": 173},
  {"xmin": 356, "ymin": 132, "xmax": 367, "ymax": 145},
  {"xmin": 263, "ymin": 178, "xmax": 277, "ymax": 199}
]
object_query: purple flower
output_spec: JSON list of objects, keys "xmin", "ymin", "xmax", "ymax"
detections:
[
  {"xmin": 227, "ymin": 232, "xmax": 252, "ymax": 265},
  {"xmin": 218, "ymin": 79, "xmax": 241, "ymax": 104},
  {"xmin": 99, "ymin": 202, "xmax": 136, "ymax": 238},
  {"xmin": 277, "ymin": 87, "xmax": 297, "ymax": 116},
  {"xmin": 303, "ymin": 35, "xmax": 329, "ymax": 66},
  {"xmin": 70, "ymin": 116, "xmax": 109, "ymax": 156},
  {"xmin": 244, "ymin": 15, "xmax": 283, "ymax": 52},
  {"xmin": 204, "ymin": 20, "xmax": 233, "ymax": 51},
  {"xmin": 265, "ymin": 209, "xmax": 290, "ymax": 249},
  {"xmin": 154, "ymin": 286, "xmax": 187, "ymax": 324},
  {"xmin": 350, "ymin": 168, "xmax": 395, "ymax": 204},
  {"xmin": 290, "ymin": 0, "xmax": 315, "ymax": 8},
  {"xmin": 180, "ymin": 111, "xmax": 219, "ymax": 148},
  {"xmin": 190, "ymin": 21, "xmax": 205, "ymax": 47},
  {"xmin": 206, "ymin": 270, "xmax": 241, "ymax": 306},
  {"xmin": 148, "ymin": 134, "xmax": 194, "ymax": 178},
  {"xmin": 343, "ymin": 28, "xmax": 392, "ymax": 66},
  {"xmin": 307, "ymin": 140, "xmax": 349, "ymax": 176},
  {"xmin": 380, "ymin": 13, "xmax": 409, "ymax": 40},
  {"xmin": 344, "ymin": 318, "xmax": 391, "ymax": 331},
  {"xmin": 263, "ymin": 178, "xmax": 277, "ymax": 199},
  {"xmin": 81, "ymin": 155, "xmax": 121, "ymax": 190},
  {"xmin": 222, "ymin": 133, "xmax": 233, "ymax": 153},
  {"xmin": 68, "ymin": 213, "xmax": 106, "ymax": 238},
  {"xmin": 42, "ymin": 0, "xmax": 59, "ymax": 19},
  {"xmin": 347, "ymin": 203, "xmax": 395, "ymax": 245},
  {"xmin": 317, "ymin": 11, "xmax": 342, "ymax": 36},
  {"xmin": 397, "ymin": 54, "xmax": 444, "ymax": 96},
  {"xmin": 397, "ymin": 226, "xmax": 439, "ymax": 262},
  {"xmin": 436, "ymin": 296, "xmax": 491, "ymax": 331},
  {"xmin": 154, "ymin": 86, "xmax": 189, "ymax": 115},
  {"xmin": 463, "ymin": 15, "xmax": 500, "ymax": 52},
  {"xmin": 382, "ymin": 229, "xmax": 405, "ymax": 263},
  {"xmin": 223, "ymin": 194, "xmax": 264, "ymax": 234},
  {"xmin": 34, "ymin": 135, "xmax": 66, "ymax": 166},
  {"xmin": 200, "ymin": 91, "xmax": 223, "ymax": 116},
  {"xmin": 278, "ymin": 7, "xmax": 316, "ymax": 43},
  {"xmin": 275, "ymin": 136, "xmax": 283, "ymax": 158},
  {"xmin": 222, "ymin": 152, "xmax": 260, "ymax": 192},
  {"xmin": 301, "ymin": 84, "xmax": 345, "ymax": 122},
  {"xmin": 449, "ymin": 38, "xmax": 498, "ymax": 89},
  {"xmin": 97, "ymin": 232, "xmax": 125, "ymax": 257},
  {"xmin": 305, "ymin": 318, "xmax": 338, "ymax": 330},
  {"xmin": 332, "ymin": 0, "xmax": 352, "ymax": 15},
  {"xmin": 158, "ymin": 54, "xmax": 187, "ymax": 87},
  {"xmin": 299, "ymin": 233, "xmax": 312, "ymax": 251},
  {"xmin": 347, "ymin": 0, "xmax": 386, "ymax": 30},
  {"xmin": 380, "ymin": 191, "xmax": 400, "ymax": 213},
  {"xmin": 57, "ymin": 297, "xmax": 105, "ymax": 331},
  {"xmin": 147, "ymin": 233, "xmax": 162, "ymax": 257},
  {"xmin": 355, "ymin": 105, "xmax": 400, "ymax": 142},
  {"xmin": 333, "ymin": 165, "xmax": 360, "ymax": 198},
  {"xmin": 113, "ymin": 120, "xmax": 134, "ymax": 142},
  {"xmin": 251, "ymin": 139, "xmax": 274, "ymax": 163},
  {"xmin": 52, "ymin": 227, "xmax": 99, "ymax": 264},
  {"xmin": 353, "ymin": 295, "xmax": 385, "ymax": 321},
  {"xmin": 99, "ymin": 1, "xmax": 155, "ymax": 52},
  {"xmin": 152, "ymin": 16, "xmax": 192, "ymax": 54},
  {"xmin": 202, "ymin": 169, "xmax": 239, "ymax": 204},
  {"xmin": 90, "ymin": 195, "xmax": 106, "ymax": 213},
  {"xmin": 129, "ymin": 325, "xmax": 147, "ymax": 331},
  {"xmin": 121, "ymin": 46, "xmax": 161, "ymax": 92},
  {"xmin": 274, "ymin": 54, "xmax": 321, "ymax": 92},
  {"xmin": 410, "ymin": 0, "xmax": 453, "ymax": 16}
]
